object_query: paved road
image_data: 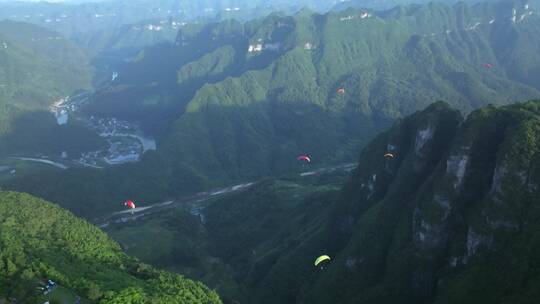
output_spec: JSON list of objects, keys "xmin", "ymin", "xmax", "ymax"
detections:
[
  {"xmin": 10, "ymin": 157, "xmax": 68, "ymax": 169},
  {"xmin": 94, "ymin": 163, "xmax": 356, "ymax": 228}
]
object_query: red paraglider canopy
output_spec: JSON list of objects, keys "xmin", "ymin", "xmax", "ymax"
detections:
[
  {"xmin": 124, "ymin": 200, "xmax": 136, "ymax": 209},
  {"xmin": 297, "ymin": 155, "xmax": 311, "ymax": 163},
  {"xmin": 337, "ymin": 87, "xmax": 345, "ymax": 94}
]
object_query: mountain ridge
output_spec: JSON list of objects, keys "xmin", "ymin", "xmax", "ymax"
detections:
[
  {"xmin": 101, "ymin": 99, "xmax": 540, "ymax": 304},
  {"xmin": 0, "ymin": 190, "xmax": 222, "ymax": 303}
]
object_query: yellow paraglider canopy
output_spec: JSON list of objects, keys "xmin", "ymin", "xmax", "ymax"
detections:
[{"xmin": 314, "ymin": 255, "xmax": 331, "ymax": 266}]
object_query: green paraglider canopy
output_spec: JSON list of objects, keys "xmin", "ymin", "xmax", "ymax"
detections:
[{"xmin": 314, "ymin": 255, "xmax": 331, "ymax": 266}]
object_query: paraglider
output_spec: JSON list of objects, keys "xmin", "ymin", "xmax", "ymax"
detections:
[
  {"xmin": 297, "ymin": 155, "xmax": 311, "ymax": 163},
  {"xmin": 337, "ymin": 87, "xmax": 345, "ymax": 94},
  {"xmin": 124, "ymin": 200, "xmax": 136, "ymax": 214},
  {"xmin": 315, "ymin": 255, "xmax": 331, "ymax": 269},
  {"xmin": 384, "ymin": 153, "xmax": 395, "ymax": 158},
  {"xmin": 481, "ymin": 63, "xmax": 493, "ymax": 69}
]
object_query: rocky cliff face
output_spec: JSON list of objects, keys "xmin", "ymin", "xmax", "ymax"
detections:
[{"xmin": 307, "ymin": 100, "xmax": 540, "ymax": 304}]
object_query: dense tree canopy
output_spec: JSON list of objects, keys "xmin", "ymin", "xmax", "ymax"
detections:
[{"xmin": 0, "ymin": 191, "xmax": 221, "ymax": 303}]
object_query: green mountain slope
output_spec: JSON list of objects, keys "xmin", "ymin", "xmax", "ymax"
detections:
[
  {"xmin": 106, "ymin": 99, "xmax": 540, "ymax": 304},
  {"xmin": 0, "ymin": 20, "xmax": 92, "ymax": 134},
  {"xmin": 306, "ymin": 99, "xmax": 540, "ymax": 304},
  {"xmin": 0, "ymin": 190, "xmax": 221, "ymax": 303},
  {"xmin": 259, "ymin": 100, "xmax": 540, "ymax": 304},
  {"xmin": 94, "ymin": 0, "xmax": 540, "ymax": 117},
  {"xmin": 104, "ymin": 171, "xmax": 349, "ymax": 303},
  {"xmin": 94, "ymin": 0, "xmax": 540, "ymax": 181}
]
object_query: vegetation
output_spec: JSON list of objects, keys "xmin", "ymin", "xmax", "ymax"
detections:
[
  {"xmin": 0, "ymin": 21, "xmax": 92, "ymax": 135},
  {"xmin": 8, "ymin": 0, "xmax": 538, "ymax": 219},
  {"xmin": 0, "ymin": 20, "xmax": 94, "ymax": 150},
  {"xmin": 0, "ymin": 111, "xmax": 107, "ymax": 157},
  {"xmin": 0, "ymin": 0, "xmax": 340, "ymax": 54},
  {"xmin": 0, "ymin": 20, "xmax": 108, "ymax": 159},
  {"xmin": 0, "ymin": 191, "xmax": 221, "ymax": 303},
  {"xmin": 0, "ymin": 158, "xmax": 62, "ymax": 183},
  {"xmin": 109, "ymin": 100, "xmax": 540, "ymax": 304},
  {"xmin": 95, "ymin": 0, "xmax": 540, "ymax": 181},
  {"xmin": 105, "ymin": 170, "xmax": 348, "ymax": 303},
  {"xmin": 0, "ymin": 1, "xmax": 539, "ymax": 302},
  {"xmin": 301, "ymin": 100, "xmax": 540, "ymax": 304}
]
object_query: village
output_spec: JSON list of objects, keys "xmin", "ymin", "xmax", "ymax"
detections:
[
  {"xmin": 77, "ymin": 116, "xmax": 155, "ymax": 168},
  {"xmin": 45, "ymin": 94, "xmax": 157, "ymax": 169}
]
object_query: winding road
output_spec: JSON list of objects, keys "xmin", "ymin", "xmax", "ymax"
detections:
[{"xmin": 9, "ymin": 157, "xmax": 68, "ymax": 169}]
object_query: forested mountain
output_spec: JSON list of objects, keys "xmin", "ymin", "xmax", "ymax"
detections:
[
  {"xmin": 94, "ymin": 0, "xmax": 540, "ymax": 184},
  {"xmin": 3, "ymin": 0, "xmax": 540, "ymax": 220},
  {"xmin": 0, "ymin": 20, "xmax": 106, "ymax": 159},
  {"xmin": 105, "ymin": 99, "xmax": 540, "ymax": 304},
  {"xmin": 304, "ymin": 99, "xmax": 540, "ymax": 304},
  {"xmin": 2, "ymin": 0, "xmax": 533, "ymax": 53},
  {"xmin": 0, "ymin": 191, "xmax": 221, "ymax": 303},
  {"xmin": 0, "ymin": 20, "xmax": 92, "ymax": 134},
  {"xmin": 0, "ymin": 0, "xmax": 334, "ymax": 46},
  {"xmin": 0, "ymin": 1, "xmax": 539, "ymax": 303}
]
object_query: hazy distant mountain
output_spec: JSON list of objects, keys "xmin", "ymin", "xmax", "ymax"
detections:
[{"xmin": 3, "ymin": 0, "xmax": 533, "ymax": 47}]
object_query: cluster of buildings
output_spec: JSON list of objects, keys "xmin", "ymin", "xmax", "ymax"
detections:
[
  {"xmin": 90, "ymin": 117, "xmax": 133, "ymax": 135},
  {"xmin": 145, "ymin": 24, "xmax": 163, "ymax": 31},
  {"xmin": 49, "ymin": 93, "xmax": 91, "ymax": 126},
  {"xmin": 76, "ymin": 117, "xmax": 147, "ymax": 167},
  {"xmin": 248, "ymin": 42, "xmax": 282, "ymax": 53},
  {"xmin": 339, "ymin": 12, "xmax": 372, "ymax": 22},
  {"xmin": 76, "ymin": 150, "xmax": 105, "ymax": 168},
  {"xmin": 132, "ymin": 20, "xmax": 188, "ymax": 32}
]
